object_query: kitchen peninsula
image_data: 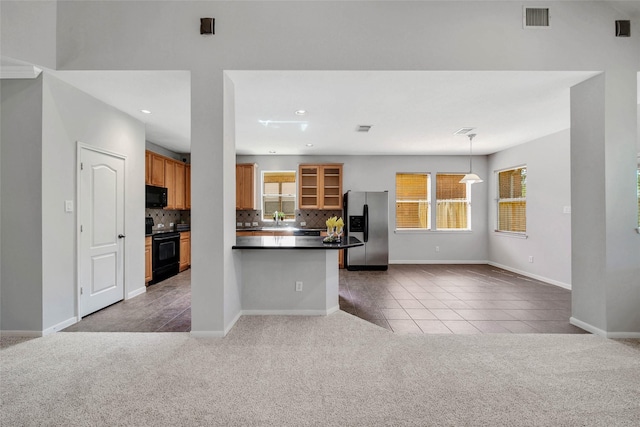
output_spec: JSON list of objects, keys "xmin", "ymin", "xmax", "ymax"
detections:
[{"xmin": 233, "ymin": 236, "xmax": 363, "ymax": 315}]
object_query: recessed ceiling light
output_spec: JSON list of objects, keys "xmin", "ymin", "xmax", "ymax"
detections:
[
  {"xmin": 295, "ymin": 110, "xmax": 307, "ymax": 116},
  {"xmin": 306, "ymin": 144, "xmax": 314, "ymax": 147},
  {"xmin": 140, "ymin": 109, "xmax": 152, "ymax": 114}
]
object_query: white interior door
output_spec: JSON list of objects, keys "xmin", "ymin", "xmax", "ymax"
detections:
[{"xmin": 79, "ymin": 146, "xmax": 125, "ymax": 317}]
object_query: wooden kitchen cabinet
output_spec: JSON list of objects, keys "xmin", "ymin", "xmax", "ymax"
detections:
[
  {"xmin": 298, "ymin": 164, "xmax": 343, "ymax": 210},
  {"xmin": 185, "ymin": 164, "xmax": 191, "ymax": 209},
  {"xmin": 164, "ymin": 159, "xmax": 176, "ymax": 209},
  {"xmin": 236, "ymin": 163, "xmax": 256, "ymax": 210},
  {"xmin": 145, "ymin": 151, "xmax": 152, "ymax": 184},
  {"xmin": 145, "ymin": 236, "xmax": 152, "ymax": 284},
  {"xmin": 180, "ymin": 231, "xmax": 191, "ymax": 272},
  {"xmin": 175, "ymin": 162, "xmax": 186, "ymax": 210},
  {"xmin": 145, "ymin": 150, "xmax": 191, "ymax": 211},
  {"xmin": 149, "ymin": 153, "xmax": 165, "ymax": 187}
]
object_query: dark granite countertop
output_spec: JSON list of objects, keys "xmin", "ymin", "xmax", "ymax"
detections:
[
  {"xmin": 236, "ymin": 227, "xmax": 325, "ymax": 232},
  {"xmin": 233, "ymin": 236, "xmax": 362, "ymax": 250}
]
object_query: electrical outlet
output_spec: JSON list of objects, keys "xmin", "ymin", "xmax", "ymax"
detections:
[
  {"xmin": 245, "ymin": 222, "xmax": 251, "ymax": 227},
  {"xmin": 237, "ymin": 222, "xmax": 242, "ymax": 227},
  {"xmin": 529, "ymin": 256, "xmax": 534, "ymax": 263},
  {"xmin": 435, "ymin": 246, "xmax": 440, "ymax": 252},
  {"xmin": 295, "ymin": 281, "xmax": 303, "ymax": 292},
  {"xmin": 252, "ymin": 222, "xmax": 258, "ymax": 226},
  {"xmin": 301, "ymin": 221, "xmax": 306, "ymax": 227}
]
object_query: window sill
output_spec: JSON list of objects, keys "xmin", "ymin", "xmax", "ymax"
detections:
[{"xmin": 493, "ymin": 230, "xmax": 528, "ymax": 239}]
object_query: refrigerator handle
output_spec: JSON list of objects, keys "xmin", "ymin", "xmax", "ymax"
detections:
[{"xmin": 363, "ymin": 204, "xmax": 369, "ymax": 243}]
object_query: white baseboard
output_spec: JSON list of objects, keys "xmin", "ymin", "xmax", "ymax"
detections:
[
  {"xmin": 570, "ymin": 317, "xmax": 640, "ymax": 339},
  {"xmin": 127, "ymin": 286, "xmax": 146, "ymax": 299},
  {"xmin": 390, "ymin": 259, "xmax": 488, "ymax": 265},
  {"xmin": 42, "ymin": 317, "xmax": 78, "ymax": 336},
  {"xmin": 195, "ymin": 307, "xmax": 341, "ymax": 337},
  {"xmin": 242, "ymin": 309, "xmax": 335, "ymax": 316},
  {"xmin": 487, "ymin": 262, "xmax": 571, "ymax": 290},
  {"xmin": 0, "ymin": 330, "xmax": 43, "ymax": 338},
  {"xmin": 224, "ymin": 311, "xmax": 243, "ymax": 336},
  {"xmin": 190, "ymin": 330, "xmax": 225, "ymax": 338}
]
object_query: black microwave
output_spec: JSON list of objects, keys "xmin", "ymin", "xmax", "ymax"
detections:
[{"xmin": 146, "ymin": 185, "xmax": 168, "ymax": 208}]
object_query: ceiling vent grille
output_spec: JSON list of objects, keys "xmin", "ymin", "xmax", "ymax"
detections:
[
  {"xmin": 523, "ymin": 7, "xmax": 550, "ymax": 29},
  {"xmin": 356, "ymin": 125, "xmax": 373, "ymax": 132},
  {"xmin": 454, "ymin": 127, "xmax": 475, "ymax": 135}
]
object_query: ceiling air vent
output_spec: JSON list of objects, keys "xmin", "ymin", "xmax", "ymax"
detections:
[
  {"xmin": 356, "ymin": 125, "xmax": 373, "ymax": 132},
  {"xmin": 454, "ymin": 127, "xmax": 475, "ymax": 135},
  {"xmin": 523, "ymin": 7, "xmax": 550, "ymax": 29}
]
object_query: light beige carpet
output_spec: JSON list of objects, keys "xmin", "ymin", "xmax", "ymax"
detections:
[{"xmin": 1, "ymin": 311, "xmax": 639, "ymax": 426}]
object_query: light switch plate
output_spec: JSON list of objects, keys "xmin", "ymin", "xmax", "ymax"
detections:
[
  {"xmin": 252, "ymin": 222, "xmax": 258, "ymax": 226},
  {"xmin": 245, "ymin": 222, "xmax": 251, "ymax": 227},
  {"xmin": 237, "ymin": 222, "xmax": 242, "ymax": 227},
  {"xmin": 65, "ymin": 200, "xmax": 73, "ymax": 213}
]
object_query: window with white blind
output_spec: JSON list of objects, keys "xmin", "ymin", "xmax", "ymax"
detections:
[
  {"xmin": 496, "ymin": 166, "xmax": 527, "ymax": 233},
  {"xmin": 262, "ymin": 171, "xmax": 296, "ymax": 221},
  {"xmin": 396, "ymin": 173, "xmax": 430, "ymax": 230},
  {"xmin": 436, "ymin": 174, "xmax": 470, "ymax": 230}
]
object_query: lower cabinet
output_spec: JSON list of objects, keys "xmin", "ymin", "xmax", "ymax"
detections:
[
  {"xmin": 180, "ymin": 231, "xmax": 191, "ymax": 272},
  {"xmin": 145, "ymin": 236, "xmax": 152, "ymax": 284}
]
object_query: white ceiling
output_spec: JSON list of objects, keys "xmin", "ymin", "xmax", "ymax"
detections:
[
  {"xmin": 228, "ymin": 70, "xmax": 600, "ymax": 156},
  {"xmin": 51, "ymin": 70, "xmax": 191, "ymax": 153},
  {"xmin": 48, "ymin": 69, "xmax": 639, "ymax": 156}
]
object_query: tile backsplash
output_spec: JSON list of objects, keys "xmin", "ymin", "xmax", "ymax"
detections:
[
  {"xmin": 146, "ymin": 208, "xmax": 190, "ymax": 231},
  {"xmin": 236, "ymin": 209, "xmax": 343, "ymax": 229}
]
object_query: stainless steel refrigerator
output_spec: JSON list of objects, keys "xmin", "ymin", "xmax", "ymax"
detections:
[{"xmin": 343, "ymin": 191, "xmax": 389, "ymax": 271}]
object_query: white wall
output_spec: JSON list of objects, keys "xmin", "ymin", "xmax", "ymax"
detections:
[
  {"xmin": 0, "ymin": 77, "xmax": 44, "ymax": 333},
  {"xmin": 41, "ymin": 73, "xmax": 146, "ymax": 332},
  {"xmin": 1, "ymin": 0, "xmax": 639, "ymax": 335},
  {"xmin": 0, "ymin": 1, "xmax": 57, "ymax": 70},
  {"xmin": 487, "ymin": 130, "xmax": 572, "ymax": 288},
  {"xmin": 238, "ymin": 154, "xmax": 489, "ymax": 263}
]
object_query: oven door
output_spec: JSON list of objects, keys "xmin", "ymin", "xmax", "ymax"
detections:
[{"xmin": 152, "ymin": 233, "xmax": 180, "ymax": 269}]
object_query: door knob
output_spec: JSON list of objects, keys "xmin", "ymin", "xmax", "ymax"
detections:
[{"xmin": 118, "ymin": 234, "xmax": 126, "ymax": 239}]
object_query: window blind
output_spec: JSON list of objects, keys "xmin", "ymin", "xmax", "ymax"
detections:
[
  {"xmin": 436, "ymin": 174, "xmax": 469, "ymax": 229},
  {"xmin": 263, "ymin": 171, "xmax": 296, "ymax": 220},
  {"xmin": 396, "ymin": 173, "xmax": 429, "ymax": 229},
  {"xmin": 497, "ymin": 167, "xmax": 527, "ymax": 233}
]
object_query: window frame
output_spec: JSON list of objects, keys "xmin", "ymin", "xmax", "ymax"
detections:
[
  {"xmin": 435, "ymin": 173, "xmax": 471, "ymax": 231},
  {"xmin": 495, "ymin": 165, "xmax": 527, "ymax": 236},
  {"xmin": 395, "ymin": 172, "xmax": 431, "ymax": 231},
  {"xmin": 261, "ymin": 170, "xmax": 297, "ymax": 222}
]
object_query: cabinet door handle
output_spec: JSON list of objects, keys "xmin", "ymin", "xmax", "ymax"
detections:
[{"xmin": 118, "ymin": 234, "xmax": 126, "ymax": 239}]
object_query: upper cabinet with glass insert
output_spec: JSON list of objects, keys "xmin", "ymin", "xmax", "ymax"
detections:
[{"xmin": 298, "ymin": 164, "xmax": 343, "ymax": 210}]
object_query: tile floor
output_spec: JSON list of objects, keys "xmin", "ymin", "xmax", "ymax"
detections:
[
  {"xmin": 339, "ymin": 264, "xmax": 587, "ymax": 334},
  {"xmin": 64, "ymin": 265, "xmax": 587, "ymax": 335},
  {"xmin": 62, "ymin": 269, "xmax": 191, "ymax": 332}
]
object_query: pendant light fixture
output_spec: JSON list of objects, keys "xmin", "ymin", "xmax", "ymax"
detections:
[{"xmin": 459, "ymin": 133, "xmax": 483, "ymax": 184}]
